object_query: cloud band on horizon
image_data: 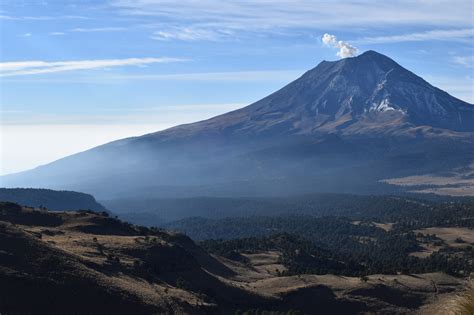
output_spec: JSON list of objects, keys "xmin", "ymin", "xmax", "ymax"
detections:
[
  {"xmin": 0, "ymin": 57, "xmax": 188, "ymax": 77},
  {"xmin": 355, "ymin": 28, "xmax": 474, "ymax": 44}
]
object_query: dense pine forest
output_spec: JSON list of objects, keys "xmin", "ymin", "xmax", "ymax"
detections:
[{"xmin": 166, "ymin": 198, "xmax": 474, "ymax": 277}]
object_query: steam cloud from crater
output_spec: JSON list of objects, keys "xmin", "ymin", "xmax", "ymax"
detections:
[{"xmin": 322, "ymin": 33, "xmax": 358, "ymax": 58}]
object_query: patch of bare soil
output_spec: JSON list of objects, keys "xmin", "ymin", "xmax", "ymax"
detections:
[
  {"xmin": 382, "ymin": 163, "xmax": 474, "ymax": 196},
  {"xmin": 374, "ymin": 222, "xmax": 394, "ymax": 231},
  {"xmin": 410, "ymin": 243, "xmax": 444, "ymax": 258},
  {"xmin": 415, "ymin": 227, "xmax": 474, "ymax": 247}
]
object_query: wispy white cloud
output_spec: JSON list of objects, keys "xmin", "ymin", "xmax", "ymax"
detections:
[
  {"xmin": 0, "ymin": 57, "xmax": 187, "ymax": 77},
  {"xmin": 70, "ymin": 27, "xmax": 126, "ymax": 32},
  {"xmin": 355, "ymin": 28, "xmax": 474, "ymax": 44},
  {"xmin": 0, "ymin": 14, "xmax": 89, "ymax": 21},
  {"xmin": 21, "ymin": 33, "xmax": 32, "ymax": 37},
  {"xmin": 322, "ymin": 33, "xmax": 358, "ymax": 58},
  {"xmin": 110, "ymin": 0, "xmax": 473, "ymax": 38},
  {"xmin": 151, "ymin": 27, "xmax": 227, "ymax": 41},
  {"xmin": 452, "ymin": 56, "xmax": 474, "ymax": 68},
  {"xmin": 48, "ymin": 27, "xmax": 126, "ymax": 36}
]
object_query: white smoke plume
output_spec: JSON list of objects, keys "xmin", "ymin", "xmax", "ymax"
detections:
[{"xmin": 322, "ymin": 33, "xmax": 358, "ymax": 58}]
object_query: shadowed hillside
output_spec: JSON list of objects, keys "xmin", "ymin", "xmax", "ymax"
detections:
[
  {"xmin": 1, "ymin": 201, "xmax": 469, "ymax": 314},
  {"xmin": 0, "ymin": 188, "xmax": 107, "ymax": 212}
]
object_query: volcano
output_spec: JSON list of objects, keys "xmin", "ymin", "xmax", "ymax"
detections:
[{"xmin": 3, "ymin": 51, "xmax": 474, "ymax": 198}]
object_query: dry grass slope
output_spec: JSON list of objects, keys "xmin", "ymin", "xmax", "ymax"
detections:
[
  {"xmin": 1, "ymin": 202, "xmax": 472, "ymax": 314},
  {"xmin": 437, "ymin": 281, "xmax": 474, "ymax": 315}
]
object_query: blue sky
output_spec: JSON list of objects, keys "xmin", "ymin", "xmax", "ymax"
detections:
[{"xmin": 1, "ymin": 0, "xmax": 473, "ymax": 175}]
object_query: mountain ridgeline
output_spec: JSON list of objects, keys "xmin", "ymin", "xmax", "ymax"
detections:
[
  {"xmin": 0, "ymin": 188, "xmax": 107, "ymax": 212},
  {"xmin": 2, "ymin": 51, "xmax": 473, "ymax": 199}
]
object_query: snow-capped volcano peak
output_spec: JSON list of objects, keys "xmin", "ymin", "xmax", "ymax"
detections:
[
  {"xmin": 143, "ymin": 51, "xmax": 474, "ymax": 140},
  {"xmin": 167, "ymin": 50, "xmax": 474, "ymax": 137}
]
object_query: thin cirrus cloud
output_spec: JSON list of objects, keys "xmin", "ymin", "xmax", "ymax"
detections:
[
  {"xmin": 355, "ymin": 28, "xmax": 474, "ymax": 44},
  {"xmin": 110, "ymin": 0, "xmax": 473, "ymax": 30},
  {"xmin": 0, "ymin": 57, "xmax": 187, "ymax": 77},
  {"xmin": 0, "ymin": 14, "xmax": 89, "ymax": 21},
  {"xmin": 151, "ymin": 27, "xmax": 227, "ymax": 41},
  {"xmin": 452, "ymin": 56, "xmax": 474, "ymax": 68},
  {"xmin": 48, "ymin": 27, "xmax": 127, "ymax": 36},
  {"xmin": 69, "ymin": 27, "xmax": 127, "ymax": 32},
  {"xmin": 109, "ymin": 1, "xmax": 474, "ymax": 44}
]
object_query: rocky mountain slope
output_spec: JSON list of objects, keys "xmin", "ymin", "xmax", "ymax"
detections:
[
  {"xmin": 2, "ymin": 51, "xmax": 473, "ymax": 199},
  {"xmin": 151, "ymin": 50, "xmax": 474, "ymax": 137}
]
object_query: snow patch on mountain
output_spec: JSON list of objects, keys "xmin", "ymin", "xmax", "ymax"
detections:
[{"xmin": 368, "ymin": 99, "xmax": 406, "ymax": 115}]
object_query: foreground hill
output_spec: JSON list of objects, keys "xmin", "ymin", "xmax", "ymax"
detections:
[
  {"xmin": 1, "ymin": 201, "xmax": 471, "ymax": 314},
  {"xmin": 0, "ymin": 188, "xmax": 107, "ymax": 212},
  {"xmin": 0, "ymin": 202, "xmax": 261, "ymax": 314},
  {"xmin": 2, "ymin": 51, "xmax": 474, "ymax": 199}
]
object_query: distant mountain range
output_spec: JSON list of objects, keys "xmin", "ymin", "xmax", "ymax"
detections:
[{"xmin": 2, "ymin": 51, "xmax": 473, "ymax": 199}]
